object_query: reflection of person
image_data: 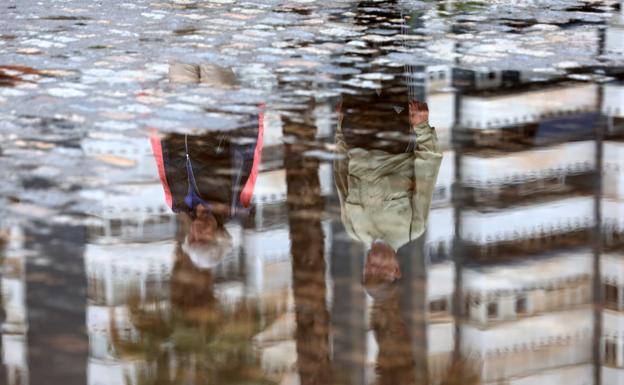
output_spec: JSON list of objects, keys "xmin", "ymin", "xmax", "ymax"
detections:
[
  {"xmin": 150, "ymin": 62, "xmax": 264, "ymax": 268},
  {"xmin": 151, "ymin": 125, "xmax": 263, "ymax": 268},
  {"xmin": 334, "ymin": 98, "xmax": 442, "ymax": 280}
]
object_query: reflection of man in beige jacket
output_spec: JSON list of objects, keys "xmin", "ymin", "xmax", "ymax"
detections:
[{"xmin": 335, "ymin": 101, "xmax": 442, "ymax": 280}]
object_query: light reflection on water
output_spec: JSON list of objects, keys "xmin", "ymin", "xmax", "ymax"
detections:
[{"xmin": 1, "ymin": 1, "xmax": 624, "ymax": 385}]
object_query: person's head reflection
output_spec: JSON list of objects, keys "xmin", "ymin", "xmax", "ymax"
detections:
[{"xmin": 181, "ymin": 203, "xmax": 233, "ymax": 271}]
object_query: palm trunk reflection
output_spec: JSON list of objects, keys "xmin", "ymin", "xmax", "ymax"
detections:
[{"xmin": 284, "ymin": 108, "xmax": 333, "ymax": 385}]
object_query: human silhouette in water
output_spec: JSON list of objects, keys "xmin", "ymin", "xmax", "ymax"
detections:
[
  {"xmin": 116, "ymin": 62, "xmax": 271, "ymax": 385},
  {"xmin": 335, "ymin": 94, "xmax": 440, "ymax": 385},
  {"xmin": 333, "ymin": 0, "xmax": 442, "ymax": 282},
  {"xmin": 334, "ymin": 77, "xmax": 442, "ymax": 282},
  {"xmin": 151, "ymin": 61, "xmax": 264, "ymax": 269},
  {"xmin": 332, "ymin": 2, "xmax": 442, "ymax": 383}
]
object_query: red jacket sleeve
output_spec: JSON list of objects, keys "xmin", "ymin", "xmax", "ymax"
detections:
[
  {"xmin": 239, "ymin": 106, "xmax": 265, "ymax": 208},
  {"xmin": 149, "ymin": 130, "xmax": 173, "ymax": 210}
]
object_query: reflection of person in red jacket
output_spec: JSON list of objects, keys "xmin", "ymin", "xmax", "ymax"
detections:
[
  {"xmin": 149, "ymin": 61, "xmax": 264, "ymax": 268},
  {"xmin": 150, "ymin": 118, "xmax": 263, "ymax": 267}
]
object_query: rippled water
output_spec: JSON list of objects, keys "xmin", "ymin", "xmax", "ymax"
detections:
[{"xmin": 1, "ymin": 1, "xmax": 624, "ymax": 384}]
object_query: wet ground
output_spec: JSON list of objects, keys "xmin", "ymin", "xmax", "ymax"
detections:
[{"xmin": 1, "ymin": 0, "xmax": 624, "ymax": 384}]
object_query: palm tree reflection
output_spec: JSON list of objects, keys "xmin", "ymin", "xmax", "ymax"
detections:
[
  {"xmin": 110, "ymin": 223, "xmax": 277, "ymax": 385},
  {"xmin": 283, "ymin": 105, "xmax": 333, "ymax": 385}
]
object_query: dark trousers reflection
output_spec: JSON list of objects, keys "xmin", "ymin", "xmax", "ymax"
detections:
[{"xmin": 362, "ymin": 236, "xmax": 427, "ymax": 385}]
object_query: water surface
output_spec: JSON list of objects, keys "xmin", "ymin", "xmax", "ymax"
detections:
[{"xmin": 1, "ymin": 1, "xmax": 624, "ymax": 385}]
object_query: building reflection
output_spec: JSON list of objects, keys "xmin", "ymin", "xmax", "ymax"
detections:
[
  {"xmin": 449, "ymin": 36, "xmax": 624, "ymax": 385},
  {"xmin": 0, "ymin": 223, "xmax": 29, "ymax": 385},
  {"xmin": 0, "ymin": 220, "xmax": 89, "ymax": 385}
]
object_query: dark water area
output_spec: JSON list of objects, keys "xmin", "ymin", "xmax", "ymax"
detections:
[{"xmin": 1, "ymin": 0, "xmax": 624, "ymax": 384}]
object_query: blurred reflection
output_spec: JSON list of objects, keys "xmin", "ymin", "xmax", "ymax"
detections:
[
  {"xmin": 152, "ymin": 133, "xmax": 254, "ymax": 268},
  {"xmin": 0, "ymin": 224, "xmax": 29, "ymax": 385},
  {"xmin": 149, "ymin": 100, "xmax": 263, "ymax": 269},
  {"xmin": 449, "ymin": 36, "xmax": 623, "ymax": 385},
  {"xmin": 336, "ymin": 99, "xmax": 441, "ymax": 280},
  {"xmin": 332, "ymin": 3, "xmax": 444, "ymax": 385},
  {"xmin": 98, "ymin": 66, "xmax": 272, "ymax": 384},
  {"xmin": 334, "ymin": 7, "xmax": 442, "ymax": 280},
  {"xmin": 2, "ymin": 2, "xmax": 624, "ymax": 385},
  {"xmin": 120, "ymin": 231, "xmax": 270, "ymax": 384},
  {"xmin": 168, "ymin": 61, "xmax": 239, "ymax": 88},
  {"xmin": 363, "ymin": 278, "xmax": 418, "ymax": 385},
  {"xmin": 103, "ymin": 227, "xmax": 273, "ymax": 385}
]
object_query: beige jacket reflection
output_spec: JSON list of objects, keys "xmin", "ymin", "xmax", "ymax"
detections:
[{"xmin": 334, "ymin": 122, "xmax": 442, "ymax": 251}]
